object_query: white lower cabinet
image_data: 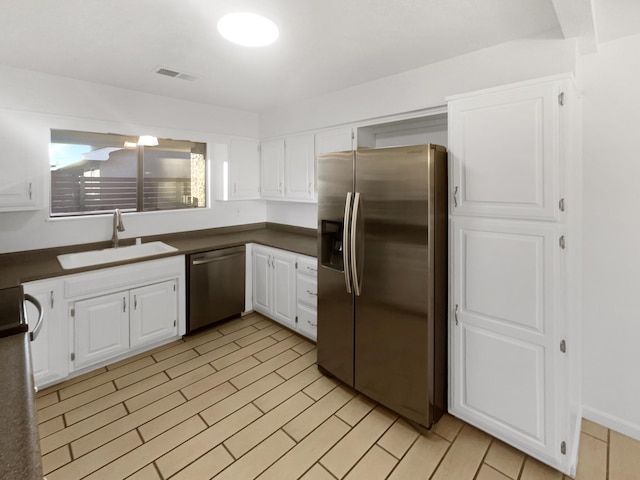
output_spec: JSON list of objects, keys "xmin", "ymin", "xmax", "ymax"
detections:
[
  {"xmin": 23, "ymin": 279, "xmax": 68, "ymax": 388},
  {"xmin": 252, "ymin": 244, "xmax": 318, "ymax": 340},
  {"xmin": 130, "ymin": 280, "xmax": 178, "ymax": 349},
  {"xmin": 296, "ymin": 255, "xmax": 318, "ymax": 341},
  {"xmin": 73, "ymin": 280, "xmax": 179, "ymax": 370},
  {"xmin": 22, "ymin": 256, "xmax": 185, "ymax": 388},
  {"xmin": 252, "ymin": 244, "xmax": 296, "ymax": 329},
  {"xmin": 73, "ymin": 291, "xmax": 130, "ymax": 370}
]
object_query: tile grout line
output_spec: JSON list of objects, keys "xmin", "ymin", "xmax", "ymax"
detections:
[
  {"xmin": 581, "ymin": 429, "xmax": 610, "ymax": 444},
  {"xmin": 606, "ymin": 428, "xmax": 610, "ymax": 480},
  {"xmin": 427, "ymin": 424, "xmax": 461, "ymax": 480},
  {"xmin": 473, "ymin": 438, "xmax": 494, "ymax": 480}
]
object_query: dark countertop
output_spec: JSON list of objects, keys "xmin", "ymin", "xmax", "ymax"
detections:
[
  {"xmin": 0, "ymin": 222, "xmax": 317, "ymax": 289},
  {"xmin": 0, "ymin": 333, "xmax": 43, "ymax": 480}
]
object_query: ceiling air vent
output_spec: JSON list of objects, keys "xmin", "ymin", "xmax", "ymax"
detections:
[{"xmin": 154, "ymin": 66, "xmax": 197, "ymax": 82}]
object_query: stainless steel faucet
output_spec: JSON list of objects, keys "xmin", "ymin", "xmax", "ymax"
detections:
[{"xmin": 112, "ymin": 209, "xmax": 125, "ymax": 248}]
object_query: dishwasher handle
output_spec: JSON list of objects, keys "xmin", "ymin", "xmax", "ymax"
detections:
[{"xmin": 191, "ymin": 252, "xmax": 245, "ymax": 266}]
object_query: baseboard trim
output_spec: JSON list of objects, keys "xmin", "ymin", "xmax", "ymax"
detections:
[{"xmin": 582, "ymin": 405, "xmax": 640, "ymax": 441}]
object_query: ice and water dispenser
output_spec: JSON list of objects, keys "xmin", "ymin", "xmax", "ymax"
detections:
[{"xmin": 320, "ymin": 220, "xmax": 344, "ymax": 271}]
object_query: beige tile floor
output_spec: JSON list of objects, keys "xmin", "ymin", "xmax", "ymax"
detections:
[{"xmin": 36, "ymin": 312, "xmax": 639, "ymax": 480}]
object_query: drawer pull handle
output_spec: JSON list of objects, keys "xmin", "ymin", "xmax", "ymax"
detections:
[
  {"xmin": 306, "ymin": 266, "xmax": 317, "ymax": 272},
  {"xmin": 307, "ymin": 320, "xmax": 317, "ymax": 327},
  {"xmin": 306, "ymin": 290, "xmax": 317, "ymax": 296}
]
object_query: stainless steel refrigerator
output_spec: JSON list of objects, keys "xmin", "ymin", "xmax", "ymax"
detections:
[{"xmin": 317, "ymin": 144, "xmax": 448, "ymax": 429}]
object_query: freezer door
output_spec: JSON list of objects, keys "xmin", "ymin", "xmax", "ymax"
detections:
[
  {"xmin": 353, "ymin": 144, "xmax": 446, "ymax": 427},
  {"xmin": 317, "ymin": 151, "xmax": 355, "ymax": 386}
]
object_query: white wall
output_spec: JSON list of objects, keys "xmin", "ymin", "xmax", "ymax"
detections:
[
  {"xmin": 0, "ymin": 66, "xmax": 258, "ymax": 137},
  {"xmin": 259, "ymin": 38, "xmax": 578, "ymax": 138},
  {"xmin": 266, "ymin": 201, "xmax": 317, "ymax": 230},
  {"xmin": 580, "ymin": 32, "xmax": 640, "ymax": 439},
  {"xmin": 0, "ymin": 67, "xmax": 264, "ymax": 253}
]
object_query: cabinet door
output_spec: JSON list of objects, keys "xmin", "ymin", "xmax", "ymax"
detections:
[
  {"xmin": 284, "ymin": 133, "xmax": 315, "ymax": 201},
  {"xmin": 450, "ymin": 217, "xmax": 563, "ymax": 464},
  {"xmin": 228, "ymin": 137, "xmax": 260, "ymax": 200},
  {"xmin": 73, "ymin": 291, "xmax": 130, "ymax": 370},
  {"xmin": 0, "ymin": 109, "xmax": 42, "ymax": 211},
  {"xmin": 260, "ymin": 138, "xmax": 285, "ymax": 199},
  {"xmin": 23, "ymin": 280, "xmax": 67, "ymax": 388},
  {"xmin": 252, "ymin": 246, "xmax": 272, "ymax": 316},
  {"xmin": 315, "ymin": 127, "xmax": 353, "ymax": 156},
  {"xmin": 449, "ymin": 81, "xmax": 564, "ymax": 220},
  {"xmin": 272, "ymin": 251, "xmax": 297, "ymax": 328},
  {"xmin": 130, "ymin": 280, "xmax": 178, "ymax": 349}
]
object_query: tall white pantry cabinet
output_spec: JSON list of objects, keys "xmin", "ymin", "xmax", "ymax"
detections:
[{"xmin": 447, "ymin": 75, "xmax": 582, "ymax": 476}]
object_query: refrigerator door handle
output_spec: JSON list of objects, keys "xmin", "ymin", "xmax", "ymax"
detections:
[
  {"xmin": 343, "ymin": 192, "xmax": 353, "ymax": 294},
  {"xmin": 351, "ymin": 192, "xmax": 362, "ymax": 296}
]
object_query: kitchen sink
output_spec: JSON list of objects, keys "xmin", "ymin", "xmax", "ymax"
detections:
[{"xmin": 57, "ymin": 241, "xmax": 178, "ymax": 270}]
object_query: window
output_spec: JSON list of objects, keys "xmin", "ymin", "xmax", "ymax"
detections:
[{"xmin": 50, "ymin": 130, "xmax": 206, "ymax": 216}]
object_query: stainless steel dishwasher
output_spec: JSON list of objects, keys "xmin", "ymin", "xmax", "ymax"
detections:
[{"xmin": 187, "ymin": 245, "xmax": 245, "ymax": 333}]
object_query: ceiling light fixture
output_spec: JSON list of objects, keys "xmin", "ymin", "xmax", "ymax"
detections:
[{"xmin": 217, "ymin": 12, "xmax": 279, "ymax": 47}]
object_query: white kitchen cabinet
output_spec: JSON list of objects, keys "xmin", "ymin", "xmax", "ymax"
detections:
[
  {"xmin": 130, "ymin": 280, "xmax": 178, "ymax": 349},
  {"xmin": 252, "ymin": 244, "xmax": 296, "ymax": 329},
  {"xmin": 295, "ymin": 255, "xmax": 318, "ymax": 341},
  {"xmin": 22, "ymin": 256, "xmax": 186, "ymax": 386},
  {"xmin": 448, "ymin": 75, "xmax": 581, "ymax": 476},
  {"xmin": 68, "ymin": 257, "xmax": 184, "ymax": 371},
  {"xmin": 451, "ymin": 217, "xmax": 562, "ymax": 461},
  {"xmin": 228, "ymin": 137, "xmax": 260, "ymax": 200},
  {"xmin": 260, "ymin": 133, "xmax": 316, "ymax": 202},
  {"xmin": 448, "ymin": 80, "xmax": 566, "ymax": 221},
  {"xmin": 252, "ymin": 244, "xmax": 318, "ymax": 341},
  {"xmin": 284, "ymin": 133, "xmax": 315, "ymax": 201},
  {"xmin": 0, "ymin": 109, "xmax": 44, "ymax": 211},
  {"xmin": 315, "ymin": 126, "xmax": 354, "ymax": 156},
  {"xmin": 73, "ymin": 291, "xmax": 130, "ymax": 370},
  {"xmin": 260, "ymin": 138, "xmax": 285, "ymax": 199},
  {"xmin": 23, "ymin": 279, "xmax": 68, "ymax": 388},
  {"xmin": 252, "ymin": 246, "xmax": 272, "ymax": 314}
]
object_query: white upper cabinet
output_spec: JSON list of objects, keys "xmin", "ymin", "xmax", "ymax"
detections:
[
  {"xmin": 260, "ymin": 138, "xmax": 285, "ymax": 199},
  {"xmin": 228, "ymin": 137, "xmax": 260, "ymax": 200},
  {"xmin": 284, "ymin": 133, "xmax": 315, "ymax": 201},
  {"xmin": 448, "ymin": 80, "xmax": 568, "ymax": 220},
  {"xmin": 259, "ymin": 133, "xmax": 316, "ymax": 202},
  {"xmin": 315, "ymin": 127, "xmax": 354, "ymax": 156},
  {"xmin": 0, "ymin": 109, "xmax": 45, "ymax": 211}
]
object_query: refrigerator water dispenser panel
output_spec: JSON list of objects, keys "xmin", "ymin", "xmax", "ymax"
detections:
[{"xmin": 321, "ymin": 220, "xmax": 344, "ymax": 271}]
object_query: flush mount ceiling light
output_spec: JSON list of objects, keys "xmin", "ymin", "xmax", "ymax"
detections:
[{"xmin": 217, "ymin": 12, "xmax": 279, "ymax": 47}]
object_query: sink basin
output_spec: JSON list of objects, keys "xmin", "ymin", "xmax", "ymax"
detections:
[{"xmin": 57, "ymin": 241, "xmax": 178, "ymax": 270}]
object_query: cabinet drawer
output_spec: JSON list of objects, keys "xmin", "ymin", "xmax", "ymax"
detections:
[
  {"xmin": 297, "ymin": 303, "xmax": 317, "ymax": 341},
  {"xmin": 297, "ymin": 257, "xmax": 318, "ymax": 278},
  {"xmin": 297, "ymin": 274, "xmax": 317, "ymax": 307}
]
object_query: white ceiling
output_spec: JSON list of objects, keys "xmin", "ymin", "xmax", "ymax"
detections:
[{"xmin": 0, "ymin": 0, "xmax": 637, "ymax": 113}]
